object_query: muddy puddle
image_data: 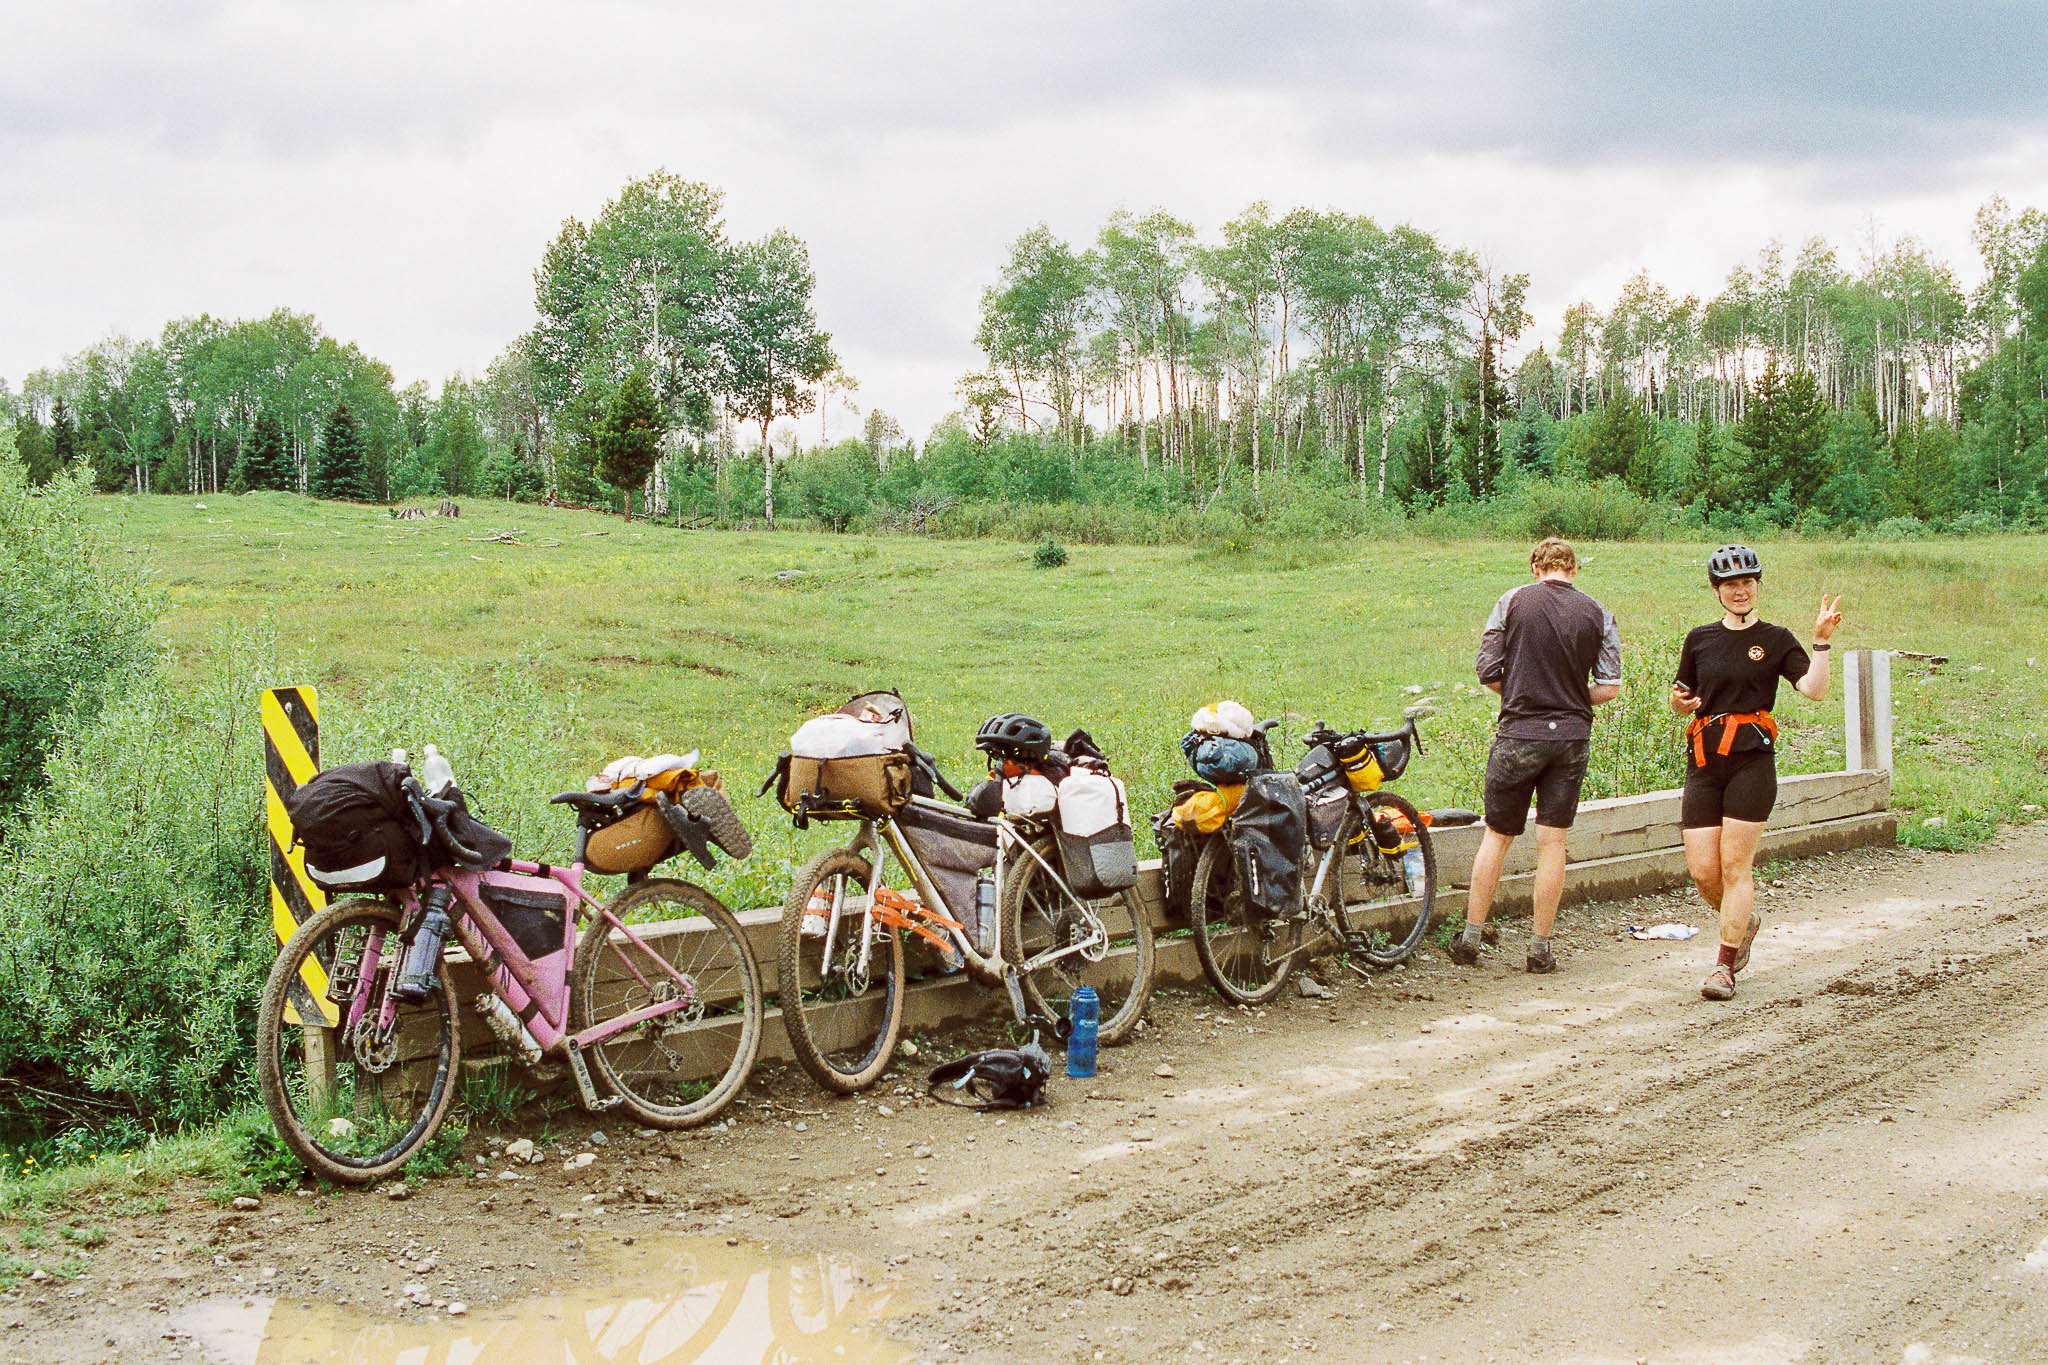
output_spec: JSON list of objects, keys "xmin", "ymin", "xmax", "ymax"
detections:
[{"xmin": 173, "ymin": 1237, "xmax": 917, "ymax": 1364}]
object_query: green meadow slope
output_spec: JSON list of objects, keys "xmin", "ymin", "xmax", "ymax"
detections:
[{"xmin": 93, "ymin": 493, "xmax": 2048, "ymax": 890}]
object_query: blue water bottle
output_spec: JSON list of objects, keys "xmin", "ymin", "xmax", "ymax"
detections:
[{"xmin": 1066, "ymin": 986, "xmax": 1099, "ymax": 1078}]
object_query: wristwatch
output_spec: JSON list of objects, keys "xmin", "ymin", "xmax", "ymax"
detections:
[{"xmin": 1811, "ymin": 642, "xmax": 1831, "ymax": 651}]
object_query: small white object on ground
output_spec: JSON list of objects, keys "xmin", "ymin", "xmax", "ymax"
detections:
[
  {"xmin": 565, "ymin": 1152, "xmax": 597, "ymax": 1171},
  {"xmin": 1627, "ymin": 923, "xmax": 1699, "ymax": 940}
]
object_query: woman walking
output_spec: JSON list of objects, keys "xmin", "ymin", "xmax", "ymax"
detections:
[{"xmin": 1671, "ymin": 545, "xmax": 1843, "ymax": 1001}]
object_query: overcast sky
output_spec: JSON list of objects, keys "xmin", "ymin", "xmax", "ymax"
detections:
[{"xmin": 6, "ymin": 1, "xmax": 2048, "ymax": 440}]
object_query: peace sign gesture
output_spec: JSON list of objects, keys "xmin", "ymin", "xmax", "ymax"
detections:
[{"xmin": 1814, "ymin": 593, "xmax": 1844, "ymax": 643}]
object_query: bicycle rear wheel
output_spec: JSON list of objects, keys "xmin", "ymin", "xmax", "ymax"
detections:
[
  {"xmin": 1188, "ymin": 836, "xmax": 1302, "ymax": 1006},
  {"xmin": 1334, "ymin": 790, "xmax": 1437, "ymax": 968},
  {"xmin": 777, "ymin": 846, "xmax": 906, "ymax": 1094},
  {"xmin": 1000, "ymin": 849, "xmax": 1156, "ymax": 1045},
  {"xmin": 573, "ymin": 878, "xmax": 763, "ymax": 1129},
  {"xmin": 256, "ymin": 899, "xmax": 461, "ymax": 1185}
]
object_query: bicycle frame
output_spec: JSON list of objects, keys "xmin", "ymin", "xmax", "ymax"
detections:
[
  {"xmin": 337, "ymin": 857, "xmax": 707, "ymax": 1059},
  {"xmin": 810, "ymin": 796, "xmax": 1112, "ymax": 1013}
]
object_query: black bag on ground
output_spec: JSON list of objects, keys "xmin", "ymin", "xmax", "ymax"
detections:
[
  {"xmin": 896, "ymin": 801, "xmax": 999, "ymax": 950},
  {"xmin": 926, "ymin": 1042, "xmax": 1052, "ymax": 1110},
  {"xmin": 1227, "ymin": 770, "xmax": 1308, "ymax": 918},
  {"xmin": 286, "ymin": 761, "xmax": 430, "ymax": 893}
]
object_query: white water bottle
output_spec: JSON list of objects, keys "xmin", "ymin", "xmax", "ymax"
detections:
[{"xmin": 422, "ymin": 743, "xmax": 456, "ymax": 796}]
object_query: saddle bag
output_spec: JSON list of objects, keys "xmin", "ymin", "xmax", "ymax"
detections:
[
  {"xmin": 286, "ymin": 761, "xmax": 429, "ymax": 893},
  {"xmin": 583, "ymin": 804, "xmax": 678, "ymax": 875}
]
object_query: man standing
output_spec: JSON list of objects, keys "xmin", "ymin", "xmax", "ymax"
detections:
[{"xmin": 1450, "ymin": 537, "xmax": 1622, "ymax": 973}]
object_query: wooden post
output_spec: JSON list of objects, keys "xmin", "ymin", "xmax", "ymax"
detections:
[
  {"xmin": 304, "ymin": 1024, "xmax": 339, "ymax": 1108},
  {"xmin": 1844, "ymin": 649, "xmax": 1893, "ymax": 774}
]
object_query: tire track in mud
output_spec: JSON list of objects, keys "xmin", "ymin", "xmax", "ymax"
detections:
[{"xmin": 929, "ymin": 848, "xmax": 2048, "ymax": 1360}]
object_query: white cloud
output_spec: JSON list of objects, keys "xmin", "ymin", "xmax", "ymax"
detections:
[{"xmin": 4, "ymin": 2, "xmax": 2047, "ymax": 438}]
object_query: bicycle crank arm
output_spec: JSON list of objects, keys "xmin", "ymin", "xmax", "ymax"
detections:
[{"xmin": 564, "ymin": 1041, "xmax": 624, "ymax": 1113}]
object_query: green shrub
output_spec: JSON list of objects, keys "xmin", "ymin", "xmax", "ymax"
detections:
[
  {"xmin": 0, "ymin": 627, "xmax": 580, "ymax": 1144},
  {"xmin": 1032, "ymin": 538, "xmax": 1069, "ymax": 569},
  {"xmin": 1510, "ymin": 477, "xmax": 1658, "ymax": 542},
  {"xmin": 0, "ymin": 460, "xmax": 155, "ymax": 818}
]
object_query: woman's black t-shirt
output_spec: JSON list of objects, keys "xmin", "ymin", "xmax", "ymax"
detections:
[{"xmin": 1674, "ymin": 621, "xmax": 1809, "ymax": 758}]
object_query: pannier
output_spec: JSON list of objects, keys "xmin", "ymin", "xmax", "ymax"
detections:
[
  {"xmin": 1152, "ymin": 809, "xmax": 1201, "ymax": 919},
  {"xmin": 1227, "ymin": 770, "xmax": 1309, "ymax": 919},
  {"xmin": 896, "ymin": 801, "xmax": 1000, "ymax": 951},
  {"xmin": 1054, "ymin": 770, "xmax": 1138, "ymax": 898},
  {"xmin": 286, "ymin": 761, "xmax": 429, "ymax": 893}
]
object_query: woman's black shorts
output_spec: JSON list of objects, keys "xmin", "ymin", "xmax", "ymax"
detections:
[{"xmin": 1681, "ymin": 750, "xmax": 1777, "ymax": 828}]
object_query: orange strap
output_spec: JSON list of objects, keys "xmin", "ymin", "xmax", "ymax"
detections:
[
  {"xmin": 1687, "ymin": 711, "xmax": 1777, "ymax": 767},
  {"xmin": 868, "ymin": 886, "xmax": 966, "ymax": 952}
]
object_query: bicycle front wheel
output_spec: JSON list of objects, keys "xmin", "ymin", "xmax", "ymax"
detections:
[
  {"xmin": 1335, "ymin": 790, "xmax": 1438, "ymax": 968},
  {"xmin": 777, "ymin": 846, "xmax": 906, "ymax": 1094},
  {"xmin": 1000, "ymin": 851, "xmax": 1156, "ymax": 1045},
  {"xmin": 573, "ymin": 878, "xmax": 764, "ymax": 1129},
  {"xmin": 1188, "ymin": 836, "xmax": 1302, "ymax": 1006},
  {"xmin": 256, "ymin": 899, "xmax": 461, "ymax": 1185}
]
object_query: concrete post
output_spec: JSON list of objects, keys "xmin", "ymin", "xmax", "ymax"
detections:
[{"xmin": 1844, "ymin": 649, "xmax": 1893, "ymax": 774}]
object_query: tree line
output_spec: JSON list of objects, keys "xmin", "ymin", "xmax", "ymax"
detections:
[{"xmin": 6, "ymin": 185, "xmax": 2047, "ymax": 538}]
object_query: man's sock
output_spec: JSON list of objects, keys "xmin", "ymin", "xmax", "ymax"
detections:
[
  {"xmin": 1531, "ymin": 934, "xmax": 1551, "ymax": 956},
  {"xmin": 1459, "ymin": 921, "xmax": 1483, "ymax": 946},
  {"xmin": 1716, "ymin": 942, "xmax": 1739, "ymax": 969}
]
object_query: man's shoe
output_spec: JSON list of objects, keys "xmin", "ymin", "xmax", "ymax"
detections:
[
  {"xmin": 1700, "ymin": 965, "xmax": 1736, "ymax": 1001},
  {"xmin": 1526, "ymin": 943, "xmax": 1557, "ymax": 974},
  {"xmin": 1448, "ymin": 933, "xmax": 1481, "ymax": 965},
  {"xmin": 1731, "ymin": 913, "xmax": 1762, "ymax": 974}
]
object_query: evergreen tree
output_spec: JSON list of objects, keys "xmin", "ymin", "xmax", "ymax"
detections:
[
  {"xmin": 1817, "ymin": 396, "xmax": 1891, "ymax": 523},
  {"xmin": 1773, "ymin": 367, "xmax": 1830, "ymax": 505},
  {"xmin": 50, "ymin": 400, "xmax": 77, "ymax": 471},
  {"xmin": 597, "ymin": 368, "xmax": 666, "ymax": 519},
  {"xmin": 15, "ymin": 412, "xmax": 54, "ymax": 485},
  {"xmin": 1889, "ymin": 421, "xmax": 1959, "ymax": 521},
  {"xmin": 309, "ymin": 401, "xmax": 371, "ymax": 502},
  {"xmin": 1581, "ymin": 389, "xmax": 1655, "ymax": 494},
  {"xmin": 236, "ymin": 410, "xmax": 292, "ymax": 491}
]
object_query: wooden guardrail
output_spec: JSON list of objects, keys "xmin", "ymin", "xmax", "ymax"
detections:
[{"xmin": 446, "ymin": 652, "xmax": 1899, "ymax": 1075}]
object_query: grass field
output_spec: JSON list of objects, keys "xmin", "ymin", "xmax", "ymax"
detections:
[{"xmin": 90, "ymin": 492, "xmax": 2048, "ymax": 907}]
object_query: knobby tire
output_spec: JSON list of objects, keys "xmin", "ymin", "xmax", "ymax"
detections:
[{"xmin": 777, "ymin": 846, "xmax": 905, "ymax": 1094}]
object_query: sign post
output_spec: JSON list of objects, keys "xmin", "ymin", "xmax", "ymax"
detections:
[{"xmin": 262, "ymin": 686, "xmax": 337, "ymax": 1099}]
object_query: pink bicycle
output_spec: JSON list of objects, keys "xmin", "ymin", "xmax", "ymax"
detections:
[{"xmin": 256, "ymin": 758, "xmax": 762, "ymax": 1184}]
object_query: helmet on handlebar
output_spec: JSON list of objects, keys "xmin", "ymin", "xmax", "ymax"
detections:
[{"xmin": 974, "ymin": 713, "xmax": 1052, "ymax": 760}]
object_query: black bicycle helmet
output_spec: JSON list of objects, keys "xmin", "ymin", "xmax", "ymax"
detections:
[
  {"xmin": 1707, "ymin": 543, "xmax": 1763, "ymax": 586},
  {"xmin": 974, "ymin": 713, "xmax": 1052, "ymax": 759}
]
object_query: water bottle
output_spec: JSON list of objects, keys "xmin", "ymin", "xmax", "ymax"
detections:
[
  {"xmin": 421, "ymin": 743, "xmax": 456, "ymax": 796},
  {"xmin": 1065, "ymin": 985, "xmax": 1099, "ymax": 1078},
  {"xmin": 973, "ymin": 875, "xmax": 997, "ymax": 955},
  {"xmin": 394, "ymin": 884, "xmax": 454, "ymax": 1003},
  {"xmin": 1402, "ymin": 846, "xmax": 1427, "ymax": 897}
]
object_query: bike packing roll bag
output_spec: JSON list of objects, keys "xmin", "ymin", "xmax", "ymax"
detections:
[
  {"xmin": 779, "ymin": 751, "xmax": 914, "ymax": 819},
  {"xmin": 480, "ymin": 882, "xmax": 570, "ymax": 960},
  {"xmin": 583, "ymin": 803, "xmax": 678, "ymax": 874},
  {"xmin": 1227, "ymin": 770, "xmax": 1309, "ymax": 918},
  {"xmin": 286, "ymin": 761, "xmax": 429, "ymax": 893},
  {"xmin": 1054, "ymin": 771, "xmax": 1138, "ymax": 898}
]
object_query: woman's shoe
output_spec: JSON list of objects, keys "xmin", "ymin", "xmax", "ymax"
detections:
[
  {"xmin": 1700, "ymin": 964, "xmax": 1736, "ymax": 1001},
  {"xmin": 1731, "ymin": 913, "xmax": 1762, "ymax": 974}
]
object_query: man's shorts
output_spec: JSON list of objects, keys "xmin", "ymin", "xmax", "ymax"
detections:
[
  {"xmin": 1681, "ymin": 750, "xmax": 1777, "ymax": 828},
  {"xmin": 1483, "ymin": 734, "xmax": 1590, "ymax": 836}
]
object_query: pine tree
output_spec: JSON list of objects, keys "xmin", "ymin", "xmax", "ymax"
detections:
[
  {"xmin": 50, "ymin": 400, "xmax": 77, "ymax": 471},
  {"xmin": 597, "ymin": 368, "xmax": 666, "ymax": 519},
  {"xmin": 309, "ymin": 401, "xmax": 371, "ymax": 502},
  {"xmin": 236, "ymin": 410, "xmax": 291, "ymax": 491}
]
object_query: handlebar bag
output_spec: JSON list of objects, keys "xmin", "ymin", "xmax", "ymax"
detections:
[
  {"xmin": 286, "ymin": 761, "xmax": 429, "ymax": 893},
  {"xmin": 1227, "ymin": 770, "xmax": 1309, "ymax": 919},
  {"xmin": 1333, "ymin": 733, "xmax": 1409, "ymax": 792}
]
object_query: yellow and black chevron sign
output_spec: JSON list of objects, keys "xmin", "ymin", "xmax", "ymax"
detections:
[{"xmin": 262, "ymin": 686, "xmax": 336, "ymax": 1027}]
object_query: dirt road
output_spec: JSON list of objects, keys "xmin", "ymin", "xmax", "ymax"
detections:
[{"xmin": 13, "ymin": 828, "xmax": 2048, "ymax": 1364}]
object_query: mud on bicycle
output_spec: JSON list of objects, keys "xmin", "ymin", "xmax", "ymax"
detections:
[
  {"xmin": 257, "ymin": 748, "xmax": 763, "ymax": 1183},
  {"xmin": 765, "ymin": 696, "xmax": 1157, "ymax": 1094}
]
